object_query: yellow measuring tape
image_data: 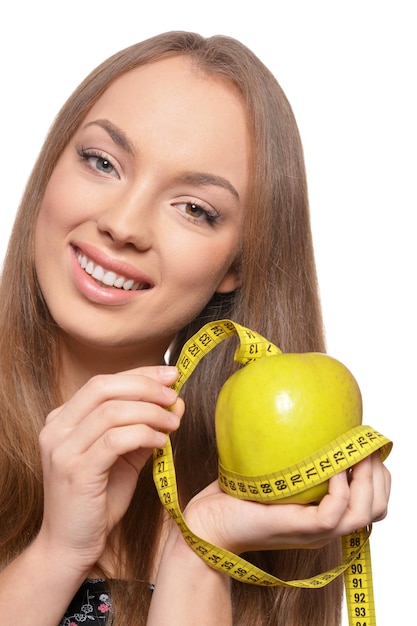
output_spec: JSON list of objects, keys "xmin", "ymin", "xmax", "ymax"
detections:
[{"xmin": 153, "ymin": 320, "xmax": 392, "ymax": 625}]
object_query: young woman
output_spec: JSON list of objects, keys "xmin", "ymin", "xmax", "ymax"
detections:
[{"xmin": 0, "ymin": 31, "xmax": 390, "ymax": 625}]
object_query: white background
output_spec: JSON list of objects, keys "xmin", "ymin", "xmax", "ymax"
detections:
[{"xmin": 1, "ymin": 2, "xmax": 414, "ymax": 623}]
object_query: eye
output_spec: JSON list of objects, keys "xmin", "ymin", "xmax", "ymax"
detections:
[
  {"xmin": 77, "ymin": 148, "xmax": 118, "ymax": 177},
  {"xmin": 175, "ymin": 201, "xmax": 219, "ymax": 225},
  {"xmin": 185, "ymin": 203, "xmax": 204, "ymax": 219}
]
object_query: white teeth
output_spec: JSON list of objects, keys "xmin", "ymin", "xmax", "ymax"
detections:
[
  {"xmin": 92, "ymin": 265, "xmax": 104, "ymax": 281},
  {"xmin": 122, "ymin": 279, "xmax": 135, "ymax": 290},
  {"xmin": 76, "ymin": 250, "xmax": 145, "ymax": 291},
  {"xmin": 102, "ymin": 271, "xmax": 117, "ymax": 286},
  {"xmin": 113, "ymin": 275, "xmax": 125, "ymax": 288}
]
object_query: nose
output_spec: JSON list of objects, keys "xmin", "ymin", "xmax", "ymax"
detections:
[{"xmin": 96, "ymin": 190, "xmax": 153, "ymax": 250}]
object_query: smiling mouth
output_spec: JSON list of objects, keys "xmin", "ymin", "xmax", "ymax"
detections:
[{"xmin": 76, "ymin": 250, "xmax": 151, "ymax": 291}]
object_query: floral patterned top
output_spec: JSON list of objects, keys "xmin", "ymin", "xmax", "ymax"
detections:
[{"xmin": 59, "ymin": 579, "xmax": 111, "ymax": 625}]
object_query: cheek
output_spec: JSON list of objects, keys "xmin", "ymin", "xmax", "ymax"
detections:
[
  {"xmin": 170, "ymin": 241, "xmax": 236, "ymax": 297},
  {"xmin": 34, "ymin": 199, "xmax": 59, "ymax": 267},
  {"xmin": 34, "ymin": 183, "xmax": 73, "ymax": 286},
  {"xmin": 34, "ymin": 206, "xmax": 50, "ymax": 268},
  {"xmin": 38, "ymin": 165, "xmax": 86, "ymax": 231}
]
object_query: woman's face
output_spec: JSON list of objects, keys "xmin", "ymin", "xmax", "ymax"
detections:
[{"xmin": 34, "ymin": 55, "xmax": 250, "ymax": 364}]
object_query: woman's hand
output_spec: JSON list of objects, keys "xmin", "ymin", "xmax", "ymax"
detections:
[
  {"xmin": 37, "ymin": 365, "xmax": 184, "ymax": 575},
  {"xmin": 182, "ymin": 453, "xmax": 391, "ymax": 554}
]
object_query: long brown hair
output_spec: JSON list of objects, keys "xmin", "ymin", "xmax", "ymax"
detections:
[{"xmin": 0, "ymin": 31, "xmax": 342, "ymax": 625}]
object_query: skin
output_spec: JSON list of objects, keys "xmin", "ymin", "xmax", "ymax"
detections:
[{"xmin": 0, "ymin": 56, "xmax": 391, "ymax": 626}]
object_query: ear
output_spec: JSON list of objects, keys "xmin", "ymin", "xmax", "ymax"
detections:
[{"xmin": 215, "ymin": 266, "xmax": 241, "ymax": 294}]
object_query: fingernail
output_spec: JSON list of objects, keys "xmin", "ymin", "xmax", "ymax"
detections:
[
  {"xmin": 163, "ymin": 386, "xmax": 178, "ymax": 401},
  {"xmin": 156, "ymin": 431, "xmax": 168, "ymax": 446},
  {"xmin": 160, "ymin": 366, "xmax": 179, "ymax": 380}
]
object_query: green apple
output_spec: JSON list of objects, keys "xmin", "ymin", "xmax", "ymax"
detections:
[{"xmin": 215, "ymin": 352, "xmax": 362, "ymax": 504}]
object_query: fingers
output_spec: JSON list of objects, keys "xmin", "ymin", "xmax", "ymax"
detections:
[
  {"xmin": 40, "ymin": 365, "xmax": 182, "ymax": 476},
  {"xmin": 183, "ymin": 453, "xmax": 391, "ymax": 555},
  {"xmin": 37, "ymin": 365, "xmax": 183, "ymax": 564},
  {"xmin": 46, "ymin": 365, "xmax": 179, "ymax": 426},
  {"xmin": 64, "ymin": 397, "xmax": 177, "ymax": 453},
  {"xmin": 318, "ymin": 460, "xmax": 374, "ymax": 534},
  {"xmin": 354, "ymin": 452, "xmax": 391, "ymax": 522},
  {"xmin": 313, "ymin": 454, "xmax": 390, "ymax": 536}
]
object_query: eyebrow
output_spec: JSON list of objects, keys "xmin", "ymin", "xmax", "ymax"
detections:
[
  {"xmin": 82, "ymin": 119, "xmax": 135, "ymax": 155},
  {"xmin": 176, "ymin": 172, "xmax": 239, "ymax": 200},
  {"xmin": 81, "ymin": 118, "xmax": 239, "ymax": 200}
]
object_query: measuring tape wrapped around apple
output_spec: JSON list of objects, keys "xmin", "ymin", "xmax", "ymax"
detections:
[{"xmin": 153, "ymin": 320, "xmax": 392, "ymax": 626}]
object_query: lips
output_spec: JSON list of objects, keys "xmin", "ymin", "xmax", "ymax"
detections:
[{"xmin": 75, "ymin": 248, "xmax": 151, "ymax": 291}]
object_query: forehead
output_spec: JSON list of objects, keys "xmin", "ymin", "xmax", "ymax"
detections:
[
  {"xmin": 84, "ymin": 55, "xmax": 249, "ymax": 139},
  {"xmin": 81, "ymin": 55, "xmax": 251, "ymax": 195}
]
